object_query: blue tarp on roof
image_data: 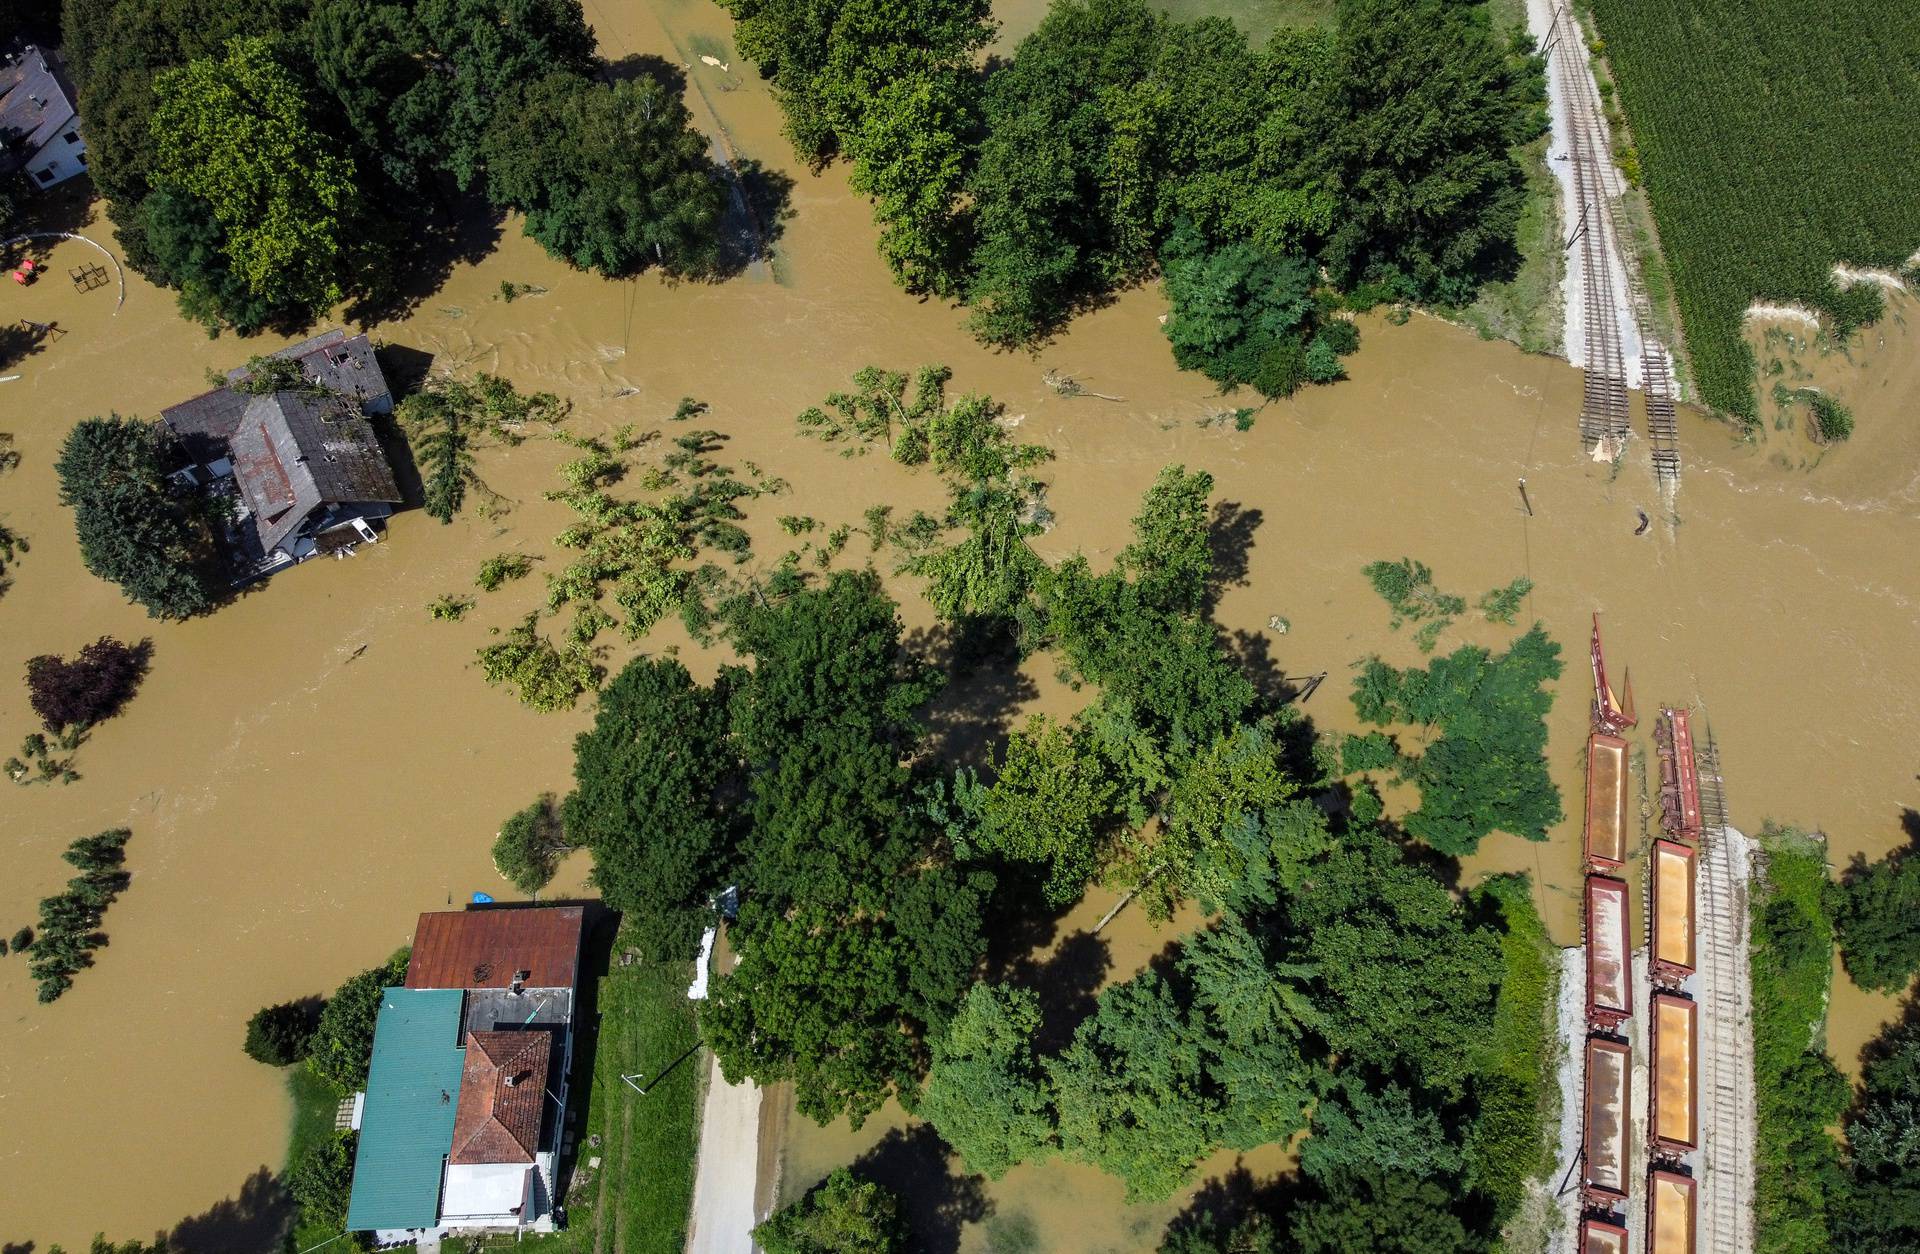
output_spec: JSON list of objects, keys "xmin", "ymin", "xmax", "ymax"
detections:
[{"xmin": 345, "ymin": 988, "xmax": 466, "ymax": 1231}]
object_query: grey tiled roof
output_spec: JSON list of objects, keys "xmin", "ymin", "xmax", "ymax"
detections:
[
  {"xmin": 0, "ymin": 43, "xmax": 78, "ymax": 175},
  {"xmin": 232, "ymin": 391, "xmax": 401, "ymax": 555},
  {"xmin": 162, "ymin": 330, "xmax": 393, "ymax": 464}
]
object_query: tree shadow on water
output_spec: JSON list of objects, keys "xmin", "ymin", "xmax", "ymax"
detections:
[
  {"xmin": 852, "ymin": 1125, "xmax": 991, "ymax": 1254},
  {"xmin": 998, "ymin": 928, "xmax": 1112, "ymax": 1056},
  {"xmin": 908, "ymin": 618, "xmax": 1039, "ymax": 775},
  {"xmin": 1158, "ymin": 1162, "xmax": 1296, "ymax": 1251},
  {"xmin": 168, "ymin": 1165, "xmax": 294, "ymax": 1254},
  {"xmin": 1205, "ymin": 501, "xmax": 1262, "ymax": 614}
]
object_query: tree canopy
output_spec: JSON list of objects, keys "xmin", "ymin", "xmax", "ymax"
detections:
[
  {"xmin": 726, "ymin": 0, "xmax": 1542, "ymax": 363},
  {"xmin": 483, "ymin": 73, "xmax": 728, "ymax": 277},
  {"xmin": 1350, "ymin": 625, "xmax": 1564, "ymax": 855},
  {"xmin": 65, "ymin": 0, "xmax": 725, "ymax": 326},
  {"xmin": 149, "ymin": 37, "xmax": 364, "ymax": 320},
  {"xmin": 1829, "ymin": 842, "xmax": 1920, "ymax": 994},
  {"xmin": 753, "ymin": 1167, "xmax": 909, "ymax": 1254}
]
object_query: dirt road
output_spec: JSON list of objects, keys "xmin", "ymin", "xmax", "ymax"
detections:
[{"xmin": 687, "ymin": 1055, "xmax": 763, "ymax": 1254}]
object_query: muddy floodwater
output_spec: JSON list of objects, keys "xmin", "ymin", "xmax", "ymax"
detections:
[{"xmin": 3, "ymin": 1, "xmax": 1918, "ymax": 1248}]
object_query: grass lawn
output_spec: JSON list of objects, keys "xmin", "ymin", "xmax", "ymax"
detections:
[
  {"xmin": 284, "ymin": 1066, "xmax": 350, "ymax": 1253},
  {"xmin": 517, "ymin": 958, "xmax": 704, "ymax": 1254}
]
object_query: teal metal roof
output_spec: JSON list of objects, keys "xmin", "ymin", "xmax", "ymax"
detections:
[{"xmin": 345, "ymin": 988, "xmax": 466, "ymax": 1231}]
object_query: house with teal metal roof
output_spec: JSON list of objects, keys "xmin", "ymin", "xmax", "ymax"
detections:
[
  {"xmin": 344, "ymin": 905, "xmax": 585, "ymax": 1241},
  {"xmin": 343, "ymin": 988, "xmax": 467, "ymax": 1232}
]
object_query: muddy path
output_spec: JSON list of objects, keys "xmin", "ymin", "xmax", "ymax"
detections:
[{"xmin": 2, "ymin": 1, "xmax": 1917, "ymax": 1247}]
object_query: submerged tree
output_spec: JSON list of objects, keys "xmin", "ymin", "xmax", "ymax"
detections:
[
  {"xmin": 484, "ymin": 72, "xmax": 728, "ymax": 277},
  {"xmin": 754, "ymin": 1167, "xmax": 909, "ymax": 1254},
  {"xmin": 920, "ymin": 982, "xmax": 1058, "ymax": 1178},
  {"xmin": 55, "ymin": 417, "xmax": 216, "ymax": 619}
]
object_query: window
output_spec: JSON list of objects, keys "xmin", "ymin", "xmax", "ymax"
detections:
[
  {"xmin": 34, "ymin": 168, "xmax": 54, "ymax": 184},
  {"xmin": 62, "ymin": 131, "xmax": 78, "ymax": 144}
]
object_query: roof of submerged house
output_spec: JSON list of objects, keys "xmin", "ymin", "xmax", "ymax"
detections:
[
  {"xmin": 160, "ymin": 330, "xmax": 392, "ymax": 464},
  {"xmin": 345, "ymin": 988, "xmax": 467, "ymax": 1232},
  {"xmin": 0, "ymin": 44, "xmax": 78, "ymax": 174},
  {"xmin": 230, "ymin": 390, "xmax": 401, "ymax": 554},
  {"xmin": 449, "ymin": 1031, "xmax": 551, "ymax": 1165},
  {"xmin": 406, "ymin": 906, "xmax": 586, "ymax": 992}
]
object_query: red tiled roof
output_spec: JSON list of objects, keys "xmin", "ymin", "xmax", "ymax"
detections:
[
  {"xmin": 404, "ymin": 906, "xmax": 584, "ymax": 991},
  {"xmin": 449, "ymin": 1031, "xmax": 549, "ymax": 1165}
]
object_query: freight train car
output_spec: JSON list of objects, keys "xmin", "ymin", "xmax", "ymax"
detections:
[
  {"xmin": 1587, "ymin": 875, "xmax": 1633, "ymax": 1028},
  {"xmin": 1652, "ymin": 993, "xmax": 1700, "ymax": 1155},
  {"xmin": 1653, "ymin": 839, "xmax": 1697, "ymax": 987}
]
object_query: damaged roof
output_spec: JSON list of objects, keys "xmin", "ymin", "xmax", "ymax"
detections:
[{"xmin": 230, "ymin": 390, "xmax": 401, "ymax": 555}]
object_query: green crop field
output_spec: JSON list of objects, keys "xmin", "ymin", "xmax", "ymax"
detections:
[{"xmin": 1589, "ymin": 0, "xmax": 1920, "ymax": 421}]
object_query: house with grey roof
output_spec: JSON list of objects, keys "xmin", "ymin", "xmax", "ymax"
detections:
[
  {"xmin": 160, "ymin": 330, "xmax": 403, "ymax": 578},
  {"xmin": 0, "ymin": 42, "xmax": 85, "ymax": 189}
]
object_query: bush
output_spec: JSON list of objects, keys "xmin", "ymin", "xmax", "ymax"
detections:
[
  {"xmin": 491, "ymin": 794, "xmax": 571, "ymax": 894},
  {"xmin": 1751, "ymin": 827, "xmax": 1850, "ymax": 1254},
  {"xmin": 245, "ymin": 999, "xmax": 321, "ymax": 1066},
  {"xmin": 1808, "ymin": 393, "xmax": 1854, "ymax": 443},
  {"xmin": 307, "ymin": 951, "xmax": 410, "ymax": 1091},
  {"xmin": 24, "ymin": 637, "xmax": 153, "ymax": 732},
  {"xmin": 288, "ymin": 1130, "xmax": 358, "ymax": 1231}
]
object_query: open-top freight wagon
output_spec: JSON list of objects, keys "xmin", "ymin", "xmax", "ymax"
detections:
[
  {"xmin": 1652, "ymin": 838, "xmax": 1698, "ymax": 987},
  {"xmin": 1586, "ymin": 874, "xmax": 1634, "ymax": 1029}
]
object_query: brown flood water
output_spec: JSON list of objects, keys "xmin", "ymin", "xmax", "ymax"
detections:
[{"xmin": 3, "ymin": 1, "xmax": 1918, "ymax": 1247}]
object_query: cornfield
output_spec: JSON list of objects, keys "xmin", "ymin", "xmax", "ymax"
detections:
[{"xmin": 1589, "ymin": 0, "xmax": 1920, "ymax": 420}]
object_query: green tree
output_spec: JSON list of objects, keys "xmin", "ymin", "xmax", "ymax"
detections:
[
  {"xmin": 754, "ymin": 1167, "xmax": 908, "ymax": 1254},
  {"xmin": 54, "ymin": 416, "xmax": 215, "ymax": 619},
  {"xmin": 964, "ymin": 715, "xmax": 1120, "ymax": 906},
  {"xmin": 906, "ymin": 480, "xmax": 1046, "ymax": 628},
  {"xmin": 1837, "ymin": 1011, "xmax": 1920, "ymax": 1251},
  {"xmin": 1160, "ymin": 220, "xmax": 1324, "ymax": 397},
  {"xmin": 1047, "ymin": 970, "xmax": 1220, "ymax": 1202},
  {"xmin": 920, "ymin": 982, "xmax": 1057, "ymax": 1178},
  {"xmin": 1306, "ymin": 0, "xmax": 1540, "ymax": 303},
  {"xmin": 307, "ymin": 950, "xmax": 410, "ymax": 1092},
  {"xmin": 393, "ymin": 0, "xmax": 599, "ymax": 189},
  {"xmin": 705, "ymin": 572, "xmax": 990, "ymax": 1127},
  {"xmin": 244, "ymin": 999, "xmax": 320, "ymax": 1066},
  {"xmin": 1289, "ymin": 1168, "xmax": 1482, "ymax": 1254},
  {"xmin": 1285, "ymin": 827, "xmax": 1503, "ymax": 1097},
  {"xmin": 1139, "ymin": 724, "xmax": 1297, "ymax": 915},
  {"xmin": 722, "ymin": 0, "xmax": 992, "ymax": 166},
  {"xmin": 140, "ymin": 188, "xmax": 287, "ymax": 332},
  {"xmin": 1179, "ymin": 919, "xmax": 1318, "ymax": 1152},
  {"xmin": 564, "ymin": 658, "xmax": 736, "ymax": 961},
  {"xmin": 1350, "ymin": 626, "xmax": 1564, "ymax": 855},
  {"xmin": 483, "ymin": 72, "xmax": 727, "ymax": 277},
  {"xmin": 149, "ymin": 37, "xmax": 364, "ymax": 320},
  {"xmin": 490, "ymin": 794, "xmax": 572, "ymax": 896},
  {"xmin": 1829, "ymin": 845, "xmax": 1920, "ymax": 993},
  {"xmin": 845, "ymin": 68, "xmax": 977, "ymax": 294},
  {"xmin": 1298, "ymin": 1072, "xmax": 1462, "ymax": 1183}
]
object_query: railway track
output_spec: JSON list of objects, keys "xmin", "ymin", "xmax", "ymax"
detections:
[
  {"xmin": 1550, "ymin": 6, "xmax": 1681, "ymax": 483},
  {"xmin": 1694, "ymin": 731, "xmax": 1754, "ymax": 1254}
]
